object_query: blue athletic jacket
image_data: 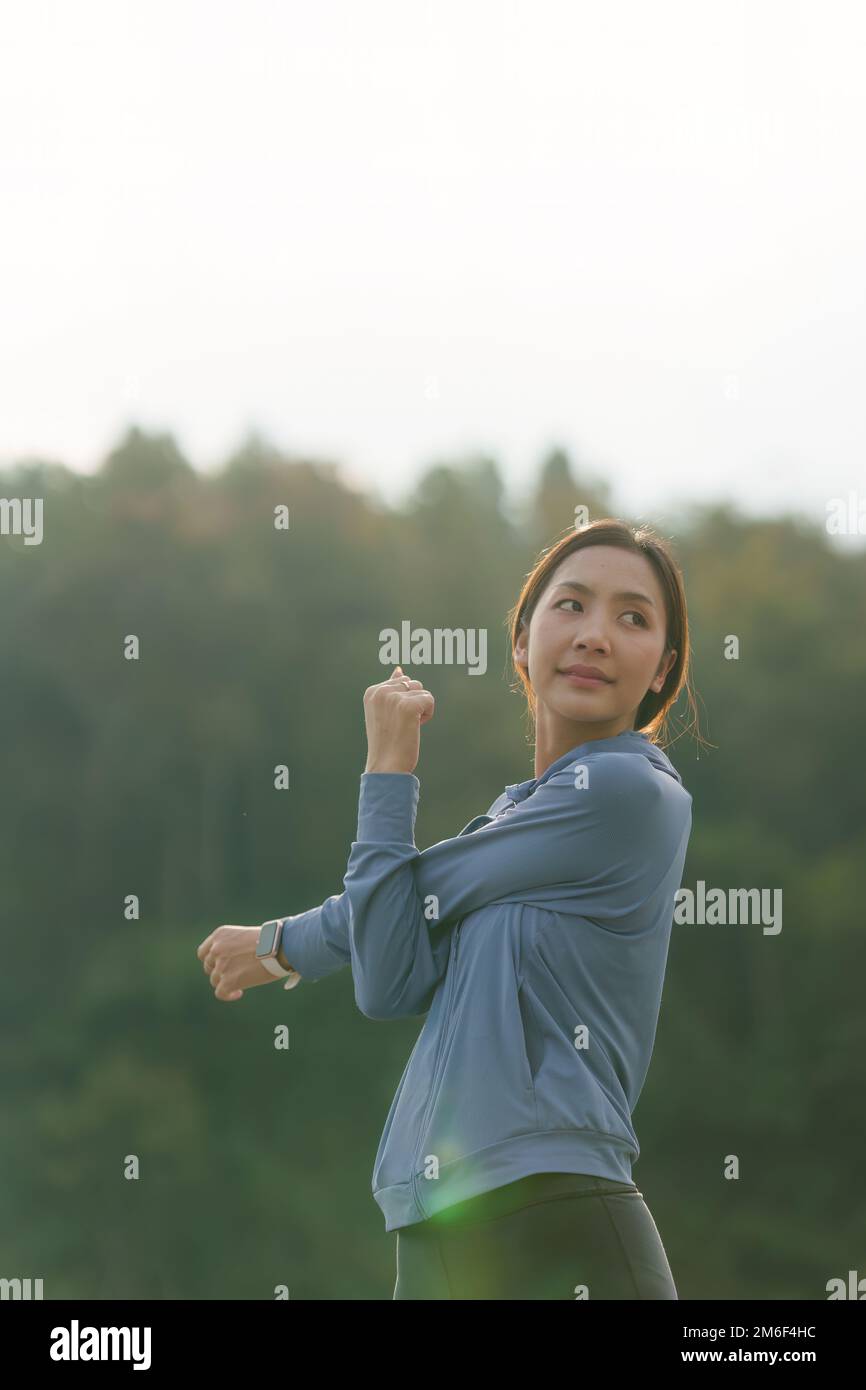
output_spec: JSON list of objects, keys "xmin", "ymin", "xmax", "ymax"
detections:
[{"xmin": 276, "ymin": 729, "xmax": 693, "ymax": 1232}]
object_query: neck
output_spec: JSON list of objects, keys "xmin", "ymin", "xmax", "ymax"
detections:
[{"xmin": 532, "ymin": 709, "xmax": 637, "ymax": 781}]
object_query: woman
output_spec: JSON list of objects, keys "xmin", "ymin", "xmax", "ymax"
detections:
[{"xmin": 198, "ymin": 518, "xmax": 699, "ymax": 1299}]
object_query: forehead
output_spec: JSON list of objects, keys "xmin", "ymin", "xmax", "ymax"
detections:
[{"xmin": 545, "ymin": 545, "xmax": 662, "ymax": 599}]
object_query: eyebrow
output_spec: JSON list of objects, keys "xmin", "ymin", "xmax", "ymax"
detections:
[{"xmin": 550, "ymin": 580, "xmax": 657, "ymax": 609}]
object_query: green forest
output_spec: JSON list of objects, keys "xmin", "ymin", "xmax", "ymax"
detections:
[{"xmin": 1, "ymin": 425, "xmax": 864, "ymax": 1299}]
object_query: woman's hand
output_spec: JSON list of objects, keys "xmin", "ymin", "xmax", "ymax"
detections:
[
  {"xmin": 363, "ymin": 665, "xmax": 435, "ymax": 775},
  {"xmin": 196, "ymin": 925, "xmax": 278, "ymax": 1002}
]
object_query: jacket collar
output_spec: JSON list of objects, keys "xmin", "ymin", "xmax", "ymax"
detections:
[{"xmin": 504, "ymin": 730, "xmax": 650, "ymax": 804}]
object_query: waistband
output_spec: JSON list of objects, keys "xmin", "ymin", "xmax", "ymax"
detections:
[{"xmin": 405, "ymin": 1171, "xmax": 641, "ymax": 1232}]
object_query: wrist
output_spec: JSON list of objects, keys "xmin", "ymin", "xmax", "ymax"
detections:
[
  {"xmin": 364, "ymin": 763, "xmax": 413, "ymax": 775},
  {"xmin": 269, "ymin": 920, "xmax": 302, "ymax": 989},
  {"xmin": 276, "ymin": 927, "xmax": 294, "ymax": 973}
]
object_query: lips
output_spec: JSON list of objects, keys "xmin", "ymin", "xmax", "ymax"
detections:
[{"xmin": 559, "ymin": 665, "xmax": 613, "ymax": 682}]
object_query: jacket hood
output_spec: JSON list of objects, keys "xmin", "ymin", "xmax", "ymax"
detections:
[{"xmin": 504, "ymin": 729, "xmax": 683, "ymax": 805}]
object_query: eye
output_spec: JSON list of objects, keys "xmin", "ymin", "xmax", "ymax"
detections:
[{"xmin": 554, "ymin": 598, "xmax": 649, "ymax": 628}]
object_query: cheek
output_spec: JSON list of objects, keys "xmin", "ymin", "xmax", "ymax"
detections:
[
  {"xmin": 526, "ymin": 618, "xmax": 554, "ymax": 659},
  {"xmin": 637, "ymin": 642, "xmax": 666, "ymax": 680},
  {"xmin": 621, "ymin": 640, "xmax": 660, "ymax": 680}
]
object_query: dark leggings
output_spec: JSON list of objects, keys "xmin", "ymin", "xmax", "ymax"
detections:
[{"xmin": 392, "ymin": 1171, "xmax": 678, "ymax": 1300}]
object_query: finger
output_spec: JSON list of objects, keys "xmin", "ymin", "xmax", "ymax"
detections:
[
  {"xmin": 402, "ymin": 690, "xmax": 434, "ymax": 708},
  {"xmin": 198, "ymin": 924, "xmax": 231, "ymax": 959}
]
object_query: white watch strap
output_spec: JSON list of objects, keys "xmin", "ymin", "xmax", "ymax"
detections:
[
  {"xmin": 259, "ymin": 920, "xmax": 302, "ymax": 990},
  {"xmin": 260, "ymin": 954, "xmax": 290, "ymax": 977}
]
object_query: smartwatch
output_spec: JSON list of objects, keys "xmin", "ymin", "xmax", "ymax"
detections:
[{"xmin": 257, "ymin": 919, "xmax": 302, "ymax": 990}]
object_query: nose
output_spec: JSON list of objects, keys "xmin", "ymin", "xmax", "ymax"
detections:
[{"xmin": 571, "ymin": 624, "xmax": 612, "ymax": 654}]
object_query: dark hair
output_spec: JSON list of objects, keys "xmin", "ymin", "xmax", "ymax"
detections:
[{"xmin": 504, "ymin": 518, "xmax": 705, "ymax": 752}]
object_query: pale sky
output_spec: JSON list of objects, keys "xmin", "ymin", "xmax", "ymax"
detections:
[{"xmin": 1, "ymin": 0, "xmax": 864, "ymax": 537}]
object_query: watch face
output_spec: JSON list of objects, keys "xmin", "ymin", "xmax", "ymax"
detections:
[{"xmin": 257, "ymin": 921, "xmax": 278, "ymax": 956}]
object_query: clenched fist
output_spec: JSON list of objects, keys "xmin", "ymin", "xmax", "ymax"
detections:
[
  {"xmin": 196, "ymin": 924, "xmax": 278, "ymax": 1002},
  {"xmin": 363, "ymin": 665, "xmax": 435, "ymax": 775}
]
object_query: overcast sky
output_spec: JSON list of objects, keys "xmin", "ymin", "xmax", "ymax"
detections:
[{"xmin": 1, "ymin": 0, "xmax": 864, "ymax": 538}]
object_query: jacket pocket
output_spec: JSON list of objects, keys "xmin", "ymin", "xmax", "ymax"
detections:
[{"xmin": 517, "ymin": 979, "xmax": 545, "ymax": 1091}]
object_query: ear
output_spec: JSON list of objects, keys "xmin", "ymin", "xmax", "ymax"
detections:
[
  {"xmin": 651, "ymin": 648, "xmax": 677, "ymax": 692},
  {"xmin": 514, "ymin": 629, "xmax": 529, "ymax": 671}
]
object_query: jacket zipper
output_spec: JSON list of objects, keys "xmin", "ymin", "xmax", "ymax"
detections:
[{"xmin": 411, "ymin": 918, "xmax": 462, "ymax": 1219}]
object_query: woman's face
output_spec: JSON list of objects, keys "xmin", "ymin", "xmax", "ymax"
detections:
[{"xmin": 514, "ymin": 545, "xmax": 677, "ymax": 745}]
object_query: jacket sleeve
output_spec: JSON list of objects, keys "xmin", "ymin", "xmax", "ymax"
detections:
[
  {"xmin": 277, "ymin": 889, "xmax": 455, "ymax": 1019},
  {"xmin": 272, "ymin": 800, "xmax": 508, "ymax": 998},
  {"xmin": 334, "ymin": 753, "xmax": 677, "ymax": 1020},
  {"xmin": 274, "ymin": 893, "xmax": 354, "ymax": 982}
]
